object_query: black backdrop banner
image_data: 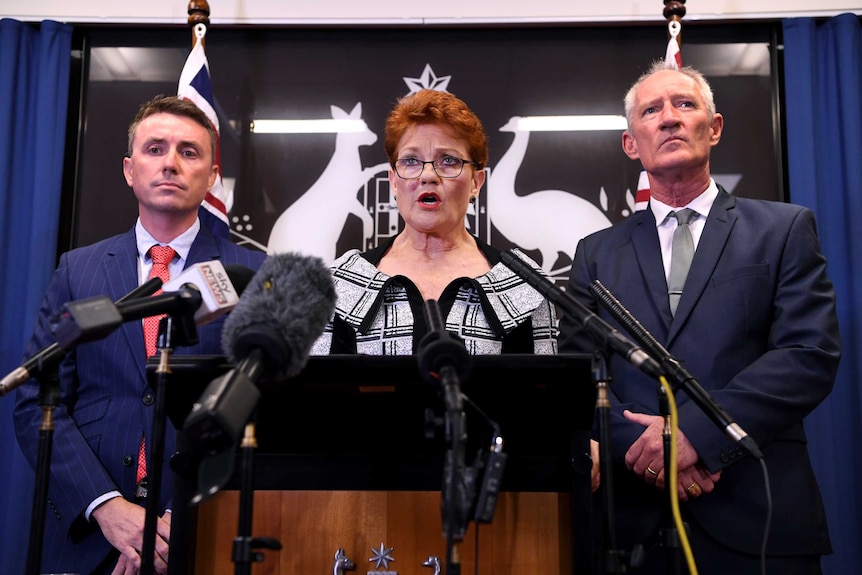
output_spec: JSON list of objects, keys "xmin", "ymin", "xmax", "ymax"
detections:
[{"xmin": 73, "ymin": 23, "xmax": 779, "ymax": 283}]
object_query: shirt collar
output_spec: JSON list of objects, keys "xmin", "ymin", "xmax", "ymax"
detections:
[
  {"xmin": 650, "ymin": 178, "xmax": 719, "ymax": 227},
  {"xmin": 135, "ymin": 217, "xmax": 200, "ymax": 263}
]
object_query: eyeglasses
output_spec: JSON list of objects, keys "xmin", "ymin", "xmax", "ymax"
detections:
[{"xmin": 393, "ymin": 155, "xmax": 479, "ymax": 179}]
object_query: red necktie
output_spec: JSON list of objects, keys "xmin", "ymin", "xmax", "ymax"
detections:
[
  {"xmin": 138, "ymin": 245, "xmax": 175, "ymax": 488},
  {"xmin": 143, "ymin": 245, "xmax": 176, "ymax": 357}
]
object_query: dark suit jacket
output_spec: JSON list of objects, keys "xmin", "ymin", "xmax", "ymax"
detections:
[
  {"xmin": 559, "ymin": 188, "xmax": 840, "ymax": 558},
  {"xmin": 14, "ymin": 225, "xmax": 266, "ymax": 575}
]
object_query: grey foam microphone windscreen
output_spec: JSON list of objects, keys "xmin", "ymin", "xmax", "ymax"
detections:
[{"xmin": 221, "ymin": 253, "xmax": 336, "ymax": 381}]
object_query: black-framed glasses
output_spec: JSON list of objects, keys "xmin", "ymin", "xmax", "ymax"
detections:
[{"xmin": 392, "ymin": 155, "xmax": 479, "ymax": 179}]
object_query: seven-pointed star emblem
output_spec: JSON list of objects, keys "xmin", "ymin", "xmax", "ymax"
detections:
[{"xmin": 369, "ymin": 542, "xmax": 395, "ymax": 570}]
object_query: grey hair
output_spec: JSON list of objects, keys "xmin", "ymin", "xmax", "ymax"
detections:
[{"xmin": 623, "ymin": 61, "xmax": 716, "ymax": 130}]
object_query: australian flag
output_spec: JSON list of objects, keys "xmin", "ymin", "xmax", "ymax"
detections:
[{"xmin": 178, "ymin": 26, "xmax": 231, "ymax": 238}]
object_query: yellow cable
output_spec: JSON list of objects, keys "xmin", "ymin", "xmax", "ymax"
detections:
[{"xmin": 659, "ymin": 374, "xmax": 698, "ymax": 575}]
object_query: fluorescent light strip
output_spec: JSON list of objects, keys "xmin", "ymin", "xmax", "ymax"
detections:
[
  {"xmin": 250, "ymin": 119, "xmax": 369, "ymax": 134},
  {"xmin": 512, "ymin": 115, "xmax": 627, "ymax": 131},
  {"xmin": 250, "ymin": 115, "xmax": 628, "ymax": 134}
]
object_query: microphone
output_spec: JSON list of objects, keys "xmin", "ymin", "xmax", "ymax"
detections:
[
  {"xmin": 0, "ymin": 277, "xmax": 164, "ymax": 396},
  {"xmin": 590, "ymin": 280, "xmax": 763, "ymax": 459},
  {"xmin": 418, "ymin": 299, "xmax": 472, "ymax": 386},
  {"xmin": 419, "ymin": 299, "xmax": 472, "ymax": 545},
  {"xmin": 53, "ymin": 260, "xmax": 247, "ymax": 349},
  {"xmin": 220, "ymin": 264, "xmax": 256, "ymax": 298},
  {"xmin": 499, "ymin": 250, "xmax": 662, "ymax": 380},
  {"xmin": 161, "ymin": 261, "xmax": 249, "ymax": 326},
  {"xmin": 221, "ymin": 252, "xmax": 337, "ymax": 381},
  {"xmin": 183, "ymin": 253, "xmax": 336, "ymax": 455}
]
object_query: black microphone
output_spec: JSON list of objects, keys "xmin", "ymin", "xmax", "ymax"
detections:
[
  {"xmin": 499, "ymin": 250, "xmax": 663, "ymax": 380},
  {"xmin": 590, "ymin": 280, "xmax": 763, "ymax": 460},
  {"xmin": 418, "ymin": 299, "xmax": 472, "ymax": 386},
  {"xmin": 0, "ymin": 277, "xmax": 163, "ymax": 396},
  {"xmin": 419, "ymin": 299, "xmax": 473, "ymax": 547},
  {"xmin": 183, "ymin": 253, "xmax": 336, "ymax": 455},
  {"xmin": 221, "ymin": 264, "xmax": 256, "ymax": 299},
  {"xmin": 52, "ymin": 260, "xmax": 247, "ymax": 349}
]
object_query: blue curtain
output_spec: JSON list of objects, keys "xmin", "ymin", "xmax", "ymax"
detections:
[
  {"xmin": 0, "ymin": 18, "xmax": 72, "ymax": 574},
  {"xmin": 783, "ymin": 13, "xmax": 862, "ymax": 575}
]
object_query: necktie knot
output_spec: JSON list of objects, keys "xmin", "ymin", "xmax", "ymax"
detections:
[
  {"xmin": 671, "ymin": 208, "xmax": 697, "ymax": 226},
  {"xmin": 149, "ymin": 245, "xmax": 175, "ymax": 267}
]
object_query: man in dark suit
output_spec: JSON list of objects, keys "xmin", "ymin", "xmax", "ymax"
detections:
[
  {"xmin": 559, "ymin": 62, "xmax": 840, "ymax": 574},
  {"xmin": 14, "ymin": 95, "xmax": 266, "ymax": 574}
]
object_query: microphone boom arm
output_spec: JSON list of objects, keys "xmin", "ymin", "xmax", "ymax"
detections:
[
  {"xmin": 590, "ymin": 280, "xmax": 763, "ymax": 459},
  {"xmin": 53, "ymin": 288, "xmax": 203, "ymax": 350},
  {"xmin": 0, "ymin": 277, "xmax": 164, "ymax": 396},
  {"xmin": 499, "ymin": 250, "xmax": 663, "ymax": 380}
]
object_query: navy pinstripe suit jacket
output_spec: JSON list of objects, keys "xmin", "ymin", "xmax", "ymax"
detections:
[{"xmin": 14, "ymin": 225, "xmax": 266, "ymax": 574}]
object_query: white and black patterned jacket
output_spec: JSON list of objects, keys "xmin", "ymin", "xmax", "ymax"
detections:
[{"xmin": 310, "ymin": 234, "xmax": 558, "ymax": 356}]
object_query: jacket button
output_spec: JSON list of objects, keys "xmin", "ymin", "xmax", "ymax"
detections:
[
  {"xmin": 720, "ymin": 453, "xmax": 729, "ymax": 463},
  {"xmin": 123, "ymin": 455, "xmax": 134, "ymax": 466},
  {"xmin": 142, "ymin": 393, "xmax": 155, "ymax": 405}
]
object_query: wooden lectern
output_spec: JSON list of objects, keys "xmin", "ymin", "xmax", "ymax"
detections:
[{"xmin": 155, "ymin": 354, "xmax": 597, "ymax": 574}]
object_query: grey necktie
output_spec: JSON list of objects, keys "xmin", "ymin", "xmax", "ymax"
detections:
[{"xmin": 668, "ymin": 209, "xmax": 697, "ymax": 316}]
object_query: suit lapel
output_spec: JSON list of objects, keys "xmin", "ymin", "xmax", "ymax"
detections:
[
  {"xmin": 102, "ymin": 229, "xmax": 148, "ymax": 382},
  {"xmin": 667, "ymin": 189, "xmax": 738, "ymax": 344},
  {"xmin": 95, "ymin": 225, "xmax": 223, "ymax": 383},
  {"xmin": 631, "ymin": 209, "xmax": 674, "ymax": 327},
  {"xmin": 186, "ymin": 225, "xmax": 220, "ymax": 267}
]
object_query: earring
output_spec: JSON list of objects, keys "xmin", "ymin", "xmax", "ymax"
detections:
[{"xmin": 470, "ymin": 195, "xmax": 477, "ymax": 204}]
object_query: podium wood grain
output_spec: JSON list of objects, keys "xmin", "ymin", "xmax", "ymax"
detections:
[{"xmin": 194, "ymin": 490, "xmax": 573, "ymax": 574}]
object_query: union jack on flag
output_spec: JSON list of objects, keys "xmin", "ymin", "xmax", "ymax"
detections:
[{"xmin": 178, "ymin": 25, "xmax": 231, "ymax": 238}]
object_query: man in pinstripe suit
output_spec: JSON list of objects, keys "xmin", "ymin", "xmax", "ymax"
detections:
[{"xmin": 14, "ymin": 95, "xmax": 266, "ymax": 575}]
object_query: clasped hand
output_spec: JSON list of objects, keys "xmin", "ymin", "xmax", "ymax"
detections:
[
  {"xmin": 622, "ymin": 409, "xmax": 721, "ymax": 500},
  {"xmin": 92, "ymin": 497, "xmax": 171, "ymax": 574}
]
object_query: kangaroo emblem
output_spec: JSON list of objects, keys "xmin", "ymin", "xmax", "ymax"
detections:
[
  {"xmin": 332, "ymin": 548, "xmax": 356, "ymax": 575},
  {"xmin": 490, "ymin": 116, "xmax": 612, "ymax": 278},
  {"xmin": 267, "ymin": 102, "xmax": 387, "ymax": 263},
  {"xmin": 421, "ymin": 555, "xmax": 441, "ymax": 575}
]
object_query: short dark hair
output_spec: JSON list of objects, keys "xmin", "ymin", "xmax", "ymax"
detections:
[{"xmin": 127, "ymin": 94, "xmax": 217, "ymax": 160}]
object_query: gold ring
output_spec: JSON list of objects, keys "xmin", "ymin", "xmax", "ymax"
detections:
[
  {"xmin": 646, "ymin": 466, "xmax": 659, "ymax": 476},
  {"xmin": 686, "ymin": 482, "xmax": 701, "ymax": 496}
]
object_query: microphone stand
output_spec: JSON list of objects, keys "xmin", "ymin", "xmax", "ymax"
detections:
[
  {"xmin": 222, "ymin": 351, "xmax": 282, "ymax": 575},
  {"xmin": 656, "ymin": 387, "xmax": 685, "ymax": 575},
  {"xmin": 440, "ymin": 364, "xmax": 468, "ymax": 575},
  {"xmin": 232, "ymin": 407, "xmax": 282, "ymax": 572},
  {"xmin": 24, "ymin": 365, "xmax": 60, "ymax": 575},
  {"xmin": 141, "ymin": 313, "xmax": 199, "ymax": 575},
  {"xmin": 418, "ymin": 300, "xmax": 474, "ymax": 575},
  {"xmin": 21, "ymin": 278, "xmax": 166, "ymax": 575},
  {"xmin": 498, "ymin": 251, "xmax": 663, "ymax": 572},
  {"xmin": 592, "ymin": 351, "xmax": 636, "ymax": 574}
]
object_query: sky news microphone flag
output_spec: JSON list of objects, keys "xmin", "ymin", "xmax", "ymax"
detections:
[
  {"xmin": 635, "ymin": 21, "xmax": 683, "ymax": 213},
  {"xmin": 178, "ymin": 23, "xmax": 231, "ymax": 238}
]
